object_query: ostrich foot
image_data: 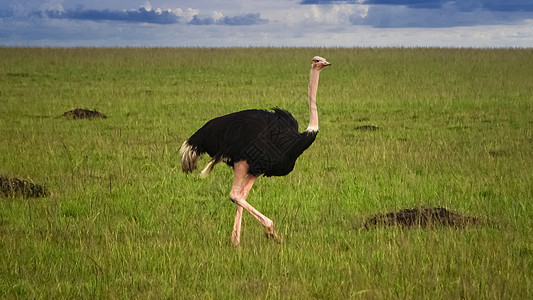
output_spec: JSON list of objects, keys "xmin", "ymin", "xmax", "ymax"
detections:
[{"xmin": 264, "ymin": 226, "xmax": 283, "ymax": 244}]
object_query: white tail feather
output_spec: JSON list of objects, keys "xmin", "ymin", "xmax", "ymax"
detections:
[
  {"xmin": 180, "ymin": 141, "xmax": 201, "ymax": 173},
  {"xmin": 200, "ymin": 160, "xmax": 216, "ymax": 178}
]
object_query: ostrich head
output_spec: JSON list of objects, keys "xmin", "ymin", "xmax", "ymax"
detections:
[{"xmin": 312, "ymin": 56, "xmax": 331, "ymax": 70}]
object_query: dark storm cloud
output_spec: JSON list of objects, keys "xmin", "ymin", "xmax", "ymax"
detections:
[
  {"xmin": 301, "ymin": 0, "xmax": 533, "ymax": 12},
  {"xmin": 301, "ymin": 0, "xmax": 533, "ymax": 28},
  {"xmin": 189, "ymin": 13, "xmax": 268, "ymax": 26},
  {"xmin": 366, "ymin": 0, "xmax": 533, "ymax": 12},
  {"xmin": 40, "ymin": 7, "xmax": 180, "ymax": 24},
  {"xmin": 22, "ymin": 6, "xmax": 268, "ymax": 26}
]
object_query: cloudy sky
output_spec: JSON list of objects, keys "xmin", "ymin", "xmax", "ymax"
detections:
[{"xmin": 1, "ymin": 0, "xmax": 532, "ymax": 47}]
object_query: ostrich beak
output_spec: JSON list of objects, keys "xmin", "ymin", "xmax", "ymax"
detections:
[{"xmin": 323, "ymin": 61, "xmax": 331, "ymax": 67}]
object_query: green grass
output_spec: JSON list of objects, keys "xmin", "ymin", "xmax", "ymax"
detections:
[{"xmin": 1, "ymin": 47, "xmax": 533, "ymax": 298}]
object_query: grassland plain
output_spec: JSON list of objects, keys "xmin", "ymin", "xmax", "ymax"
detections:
[{"xmin": 0, "ymin": 47, "xmax": 532, "ymax": 299}]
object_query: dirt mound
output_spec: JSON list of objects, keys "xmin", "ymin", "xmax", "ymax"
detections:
[
  {"xmin": 488, "ymin": 149, "xmax": 509, "ymax": 157},
  {"xmin": 364, "ymin": 207, "xmax": 481, "ymax": 229},
  {"xmin": 60, "ymin": 108, "xmax": 107, "ymax": 119},
  {"xmin": 6, "ymin": 72, "xmax": 30, "ymax": 77},
  {"xmin": 0, "ymin": 176, "xmax": 49, "ymax": 198},
  {"xmin": 355, "ymin": 125, "xmax": 380, "ymax": 131}
]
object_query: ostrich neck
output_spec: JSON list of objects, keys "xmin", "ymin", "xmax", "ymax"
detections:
[{"xmin": 306, "ymin": 68, "xmax": 321, "ymax": 132}]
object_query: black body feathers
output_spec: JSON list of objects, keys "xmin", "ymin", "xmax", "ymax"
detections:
[{"xmin": 186, "ymin": 108, "xmax": 317, "ymax": 177}]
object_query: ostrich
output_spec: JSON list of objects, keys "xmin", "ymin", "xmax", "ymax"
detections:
[{"xmin": 180, "ymin": 56, "xmax": 331, "ymax": 245}]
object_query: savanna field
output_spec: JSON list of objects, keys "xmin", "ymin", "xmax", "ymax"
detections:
[{"xmin": 1, "ymin": 47, "xmax": 532, "ymax": 298}]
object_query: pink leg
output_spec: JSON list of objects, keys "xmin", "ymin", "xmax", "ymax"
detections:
[
  {"xmin": 232, "ymin": 206, "xmax": 243, "ymax": 245},
  {"xmin": 230, "ymin": 161, "xmax": 281, "ymax": 245}
]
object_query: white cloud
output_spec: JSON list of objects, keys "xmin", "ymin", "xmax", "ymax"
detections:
[
  {"xmin": 171, "ymin": 8, "xmax": 199, "ymax": 23},
  {"xmin": 305, "ymin": 5, "xmax": 354, "ymax": 25},
  {"xmin": 143, "ymin": 1, "xmax": 152, "ymax": 12},
  {"xmin": 39, "ymin": 0, "xmax": 64, "ymax": 12},
  {"xmin": 212, "ymin": 11, "xmax": 223, "ymax": 21}
]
